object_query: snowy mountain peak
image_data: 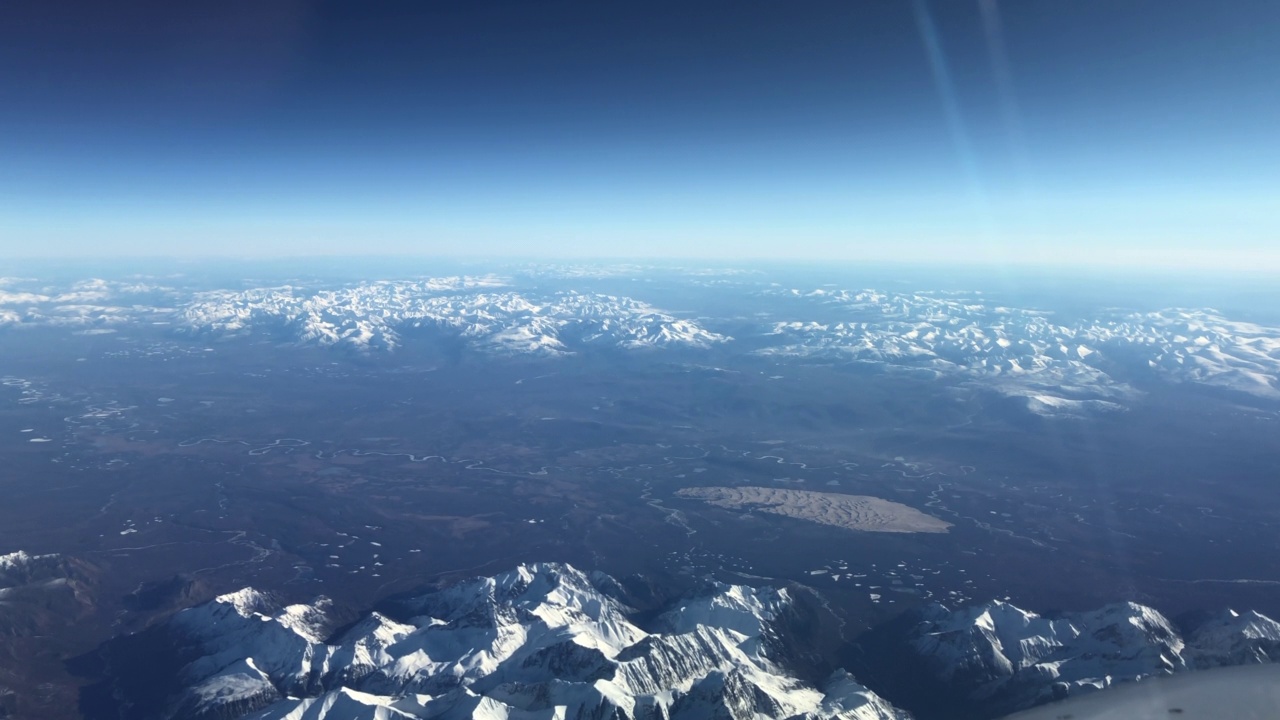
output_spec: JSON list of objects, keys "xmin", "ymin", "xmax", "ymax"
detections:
[
  {"xmin": 657, "ymin": 581, "xmax": 789, "ymax": 641},
  {"xmin": 1184, "ymin": 608, "xmax": 1280, "ymax": 669},
  {"xmin": 0, "ymin": 550, "xmax": 36, "ymax": 568},
  {"xmin": 135, "ymin": 563, "xmax": 907, "ymax": 720},
  {"xmin": 0, "ymin": 550, "xmax": 66, "ymax": 585},
  {"xmin": 907, "ymin": 597, "xmax": 1279, "ymax": 715},
  {"xmin": 0, "ymin": 550, "xmax": 98, "ymax": 609},
  {"xmin": 211, "ymin": 587, "xmax": 279, "ymax": 618}
]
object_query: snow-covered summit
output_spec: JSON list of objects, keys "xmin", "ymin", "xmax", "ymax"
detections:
[
  {"xmin": 908, "ymin": 597, "xmax": 1280, "ymax": 714},
  {"xmin": 0, "ymin": 549, "xmax": 43, "ymax": 577},
  {"xmin": 1183, "ymin": 608, "xmax": 1280, "ymax": 669},
  {"xmin": 0, "ymin": 550, "xmax": 98, "ymax": 639},
  {"xmin": 0, "ymin": 549, "xmax": 90, "ymax": 590},
  {"xmin": 152, "ymin": 562, "xmax": 907, "ymax": 720}
]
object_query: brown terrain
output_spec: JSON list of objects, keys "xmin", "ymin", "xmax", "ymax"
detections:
[{"xmin": 676, "ymin": 486, "xmax": 952, "ymax": 533}]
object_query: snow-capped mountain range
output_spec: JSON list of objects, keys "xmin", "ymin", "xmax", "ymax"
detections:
[
  {"xmin": 905, "ymin": 598, "xmax": 1280, "ymax": 715},
  {"xmin": 143, "ymin": 563, "xmax": 906, "ymax": 720},
  {"xmin": 180, "ymin": 282, "xmax": 726, "ymax": 354},
  {"xmin": 761, "ymin": 288, "xmax": 1280, "ymax": 411},
  {"xmin": 3, "ymin": 273, "xmax": 1280, "ymax": 412},
  {"xmin": 94, "ymin": 562, "xmax": 1280, "ymax": 720}
]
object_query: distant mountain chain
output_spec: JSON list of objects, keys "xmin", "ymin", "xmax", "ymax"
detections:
[
  {"xmin": 180, "ymin": 282, "xmax": 726, "ymax": 354},
  {"xmin": 69, "ymin": 558, "xmax": 1280, "ymax": 720},
  {"xmin": 2, "ymin": 274, "xmax": 1279, "ymax": 413},
  {"xmin": 761, "ymin": 288, "xmax": 1280, "ymax": 412}
]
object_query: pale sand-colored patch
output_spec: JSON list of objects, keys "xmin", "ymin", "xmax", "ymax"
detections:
[{"xmin": 676, "ymin": 486, "xmax": 951, "ymax": 534}]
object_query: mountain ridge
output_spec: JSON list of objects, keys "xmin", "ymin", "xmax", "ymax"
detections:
[
  {"xmin": 93, "ymin": 562, "xmax": 906, "ymax": 720},
  {"xmin": 850, "ymin": 595, "xmax": 1280, "ymax": 719}
]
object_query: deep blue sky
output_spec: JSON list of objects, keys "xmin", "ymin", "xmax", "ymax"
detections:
[{"xmin": 2, "ymin": 1, "xmax": 1277, "ymax": 268}]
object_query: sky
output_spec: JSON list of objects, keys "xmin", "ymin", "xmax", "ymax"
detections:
[{"xmin": 1, "ymin": 0, "xmax": 1278, "ymax": 269}]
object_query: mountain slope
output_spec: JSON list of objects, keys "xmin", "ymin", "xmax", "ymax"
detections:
[
  {"xmin": 105, "ymin": 563, "xmax": 907, "ymax": 720},
  {"xmin": 901, "ymin": 598, "xmax": 1280, "ymax": 716}
]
